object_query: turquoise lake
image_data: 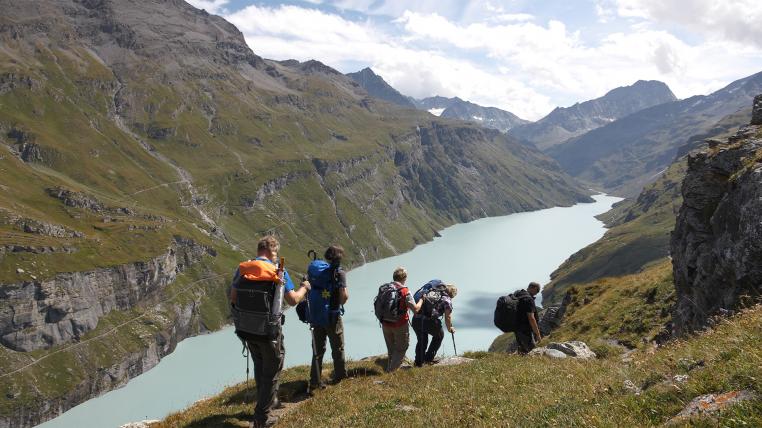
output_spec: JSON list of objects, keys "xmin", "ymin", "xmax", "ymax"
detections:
[{"xmin": 37, "ymin": 194, "xmax": 621, "ymax": 427}]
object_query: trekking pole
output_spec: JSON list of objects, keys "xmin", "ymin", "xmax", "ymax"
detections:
[{"xmin": 451, "ymin": 332, "xmax": 457, "ymax": 356}]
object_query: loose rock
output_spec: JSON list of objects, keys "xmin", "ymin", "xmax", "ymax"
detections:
[
  {"xmin": 547, "ymin": 341, "xmax": 597, "ymax": 359},
  {"xmin": 673, "ymin": 390, "xmax": 756, "ymax": 420}
]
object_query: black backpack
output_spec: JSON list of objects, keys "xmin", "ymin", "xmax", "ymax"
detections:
[
  {"xmin": 493, "ymin": 290, "xmax": 532, "ymax": 333},
  {"xmin": 374, "ymin": 283, "xmax": 404, "ymax": 323},
  {"xmin": 230, "ymin": 260, "xmax": 284, "ymax": 340}
]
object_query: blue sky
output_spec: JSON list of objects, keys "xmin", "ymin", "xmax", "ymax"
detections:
[{"xmin": 188, "ymin": 0, "xmax": 762, "ymax": 120}]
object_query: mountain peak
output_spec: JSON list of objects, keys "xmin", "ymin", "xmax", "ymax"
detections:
[
  {"xmin": 511, "ymin": 80, "xmax": 678, "ymax": 150},
  {"xmin": 346, "ymin": 67, "xmax": 415, "ymax": 108}
]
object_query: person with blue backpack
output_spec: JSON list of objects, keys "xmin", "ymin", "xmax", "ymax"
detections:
[
  {"xmin": 411, "ymin": 280, "xmax": 458, "ymax": 367},
  {"xmin": 305, "ymin": 245, "xmax": 348, "ymax": 392}
]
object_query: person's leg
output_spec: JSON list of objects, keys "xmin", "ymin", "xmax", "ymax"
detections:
[
  {"xmin": 246, "ymin": 340, "xmax": 266, "ymax": 425},
  {"xmin": 388, "ymin": 324, "xmax": 409, "ymax": 371},
  {"xmin": 309, "ymin": 327, "xmax": 328, "ymax": 388},
  {"xmin": 327, "ymin": 317, "xmax": 347, "ymax": 382},
  {"xmin": 424, "ymin": 321, "xmax": 444, "ymax": 362},
  {"xmin": 249, "ymin": 333, "xmax": 283, "ymax": 427},
  {"xmin": 515, "ymin": 330, "xmax": 535, "ymax": 354},
  {"xmin": 412, "ymin": 317, "xmax": 428, "ymax": 367},
  {"xmin": 382, "ymin": 324, "xmax": 395, "ymax": 372}
]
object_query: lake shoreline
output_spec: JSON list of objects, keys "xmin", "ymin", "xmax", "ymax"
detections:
[{"xmin": 34, "ymin": 195, "xmax": 618, "ymax": 428}]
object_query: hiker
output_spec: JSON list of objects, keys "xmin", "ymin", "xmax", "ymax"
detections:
[
  {"xmin": 374, "ymin": 267, "xmax": 423, "ymax": 372},
  {"xmin": 307, "ymin": 245, "xmax": 349, "ymax": 392},
  {"xmin": 411, "ymin": 281, "xmax": 458, "ymax": 367},
  {"xmin": 515, "ymin": 281, "xmax": 542, "ymax": 354},
  {"xmin": 229, "ymin": 236, "xmax": 311, "ymax": 428}
]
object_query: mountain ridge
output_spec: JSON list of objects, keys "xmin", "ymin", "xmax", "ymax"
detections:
[
  {"xmin": 510, "ymin": 80, "xmax": 677, "ymax": 150},
  {"xmin": 547, "ymin": 71, "xmax": 762, "ymax": 196}
]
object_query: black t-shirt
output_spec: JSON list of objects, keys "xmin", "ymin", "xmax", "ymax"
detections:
[{"xmin": 515, "ymin": 289, "xmax": 537, "ymax": 333}]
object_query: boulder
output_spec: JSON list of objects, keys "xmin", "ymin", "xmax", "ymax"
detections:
[
  {"xmin": 547, "ymin": 341, "xmax": 597, "ymax": 359},
  {"xmin": 528, "ymin": 348, "xmax": 567, "ymax": 359},
  {"xmin": 671, "ymin": 390, "xmax": 756, "ymax": 421}
]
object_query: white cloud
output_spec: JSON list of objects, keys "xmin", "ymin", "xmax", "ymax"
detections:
[
  {"xmin": 616, "ymin": 0, "xmax": 762, "ymax": 48},
  {"xmin": 186, "ymin": 0, "xmax": 229, "ymax": 15},
  {"xmin": 221, "ymin": 2, "xmax": 762, "ymax": 120},
  {"xmin": 225, "ymin": 4, "xmax": 554, "ymax": 119}
]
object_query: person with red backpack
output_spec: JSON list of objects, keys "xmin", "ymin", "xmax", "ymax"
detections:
[
  {"xmin": 229, "ymin": 236, "xmax": 311, "ymax": 428},
  {"xmin": 374, "ymin": 267, "xmax": 422, "ymax": 372}
]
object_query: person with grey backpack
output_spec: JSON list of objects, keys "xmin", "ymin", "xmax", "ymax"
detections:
[
  {"xmin": 373, "ymin": 267, "xmax": 422, "ymax": 372},
  {"xmin": 411, "ymin": 281, "xmax": 458, "ymax": 367}
]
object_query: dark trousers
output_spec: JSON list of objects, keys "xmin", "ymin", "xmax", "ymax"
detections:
[
  {"xmin": 310, "ymin": 317, "xmax": 346, "ymax": 386},
  {"xmin": 412, "ymin": 316, "xmax": 444, "ymax": 366},
  {"xmin": 246, "ymin": 331, "xmax": 284, "ymax": 425},
  {"xmin": 515, "ymin": 330, "xmax": 536, "ymax": 354}
]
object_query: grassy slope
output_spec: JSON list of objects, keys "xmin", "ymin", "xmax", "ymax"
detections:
[
  {"xmin": 541, "ymin": 160, "xmax": 685, "ymax": 305},
  {"xmin": 158, "ymin": 302, "xmax": 762, "ymax": 427}
]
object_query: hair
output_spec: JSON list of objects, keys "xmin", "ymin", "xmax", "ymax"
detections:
[
  {"xmin": 445, "ymin": 284, "xmax": 458, "ymax": 298},
  {"xmin": 392, "ymin": 267, "xmax": 407, "ymax": 282},
  {"xmin": 528, "ymin": 282, "xmax": 541, "ymax": 292},
  {"xmin": 324, "ymin": 244, "xmax": 345, "ymax": 264},
  {"xmin": 257, "ymin": 236, "xmax": 280, "ymax": 255}
]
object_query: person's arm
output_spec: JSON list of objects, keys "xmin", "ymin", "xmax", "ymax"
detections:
[
  {"xmin": 228, "ymin": 268, "xmax": 240, "ymax": 305},
  {"xmin": 528, "ymin": 312, "xmax": 542, "ymax": 341},
  {"xmin": 284, "ymin": 280, "xmax": 311, "ymax": 306},
  {"xmin": 444, "ymin": 308, "xmax": 455, "ymax": 333},
  {"xmin": 337, "ymin": 270, "xmax": 348, "ymax": 304},
  {"xmin": 404, "ymin": 291, "xmax": 422, "ymax": 313}
]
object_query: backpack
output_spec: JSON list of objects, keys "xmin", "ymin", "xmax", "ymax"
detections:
[
  {"xmin": 374, "ymin": 282, "xmax": 404, "ymax": 323},
  {"xmin": 413, "ymin": 279, "xmax": 444, "ymax": 303},
  {"xmin": 305, "ymin": 253, "xmax": 343, "ymax": 327},
  {"xmin": 493, "ymin": 290, "xmax": 532, "ymax": 333},
  {"xmin": 420, "ymin": 283, "xmax": 449, "ymax": 319},
  {"xmin": 229, "ymin": 259, "xmax": 284, "ymax": 340}
]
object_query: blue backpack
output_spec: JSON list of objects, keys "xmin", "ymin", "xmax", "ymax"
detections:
[
  {"xmin": 414, "ymin": 279, "xmax": 444, "ymax": 303},
  {"xmin": 304, "ymin": 252, "xmax": 344, "ymax": 327}
]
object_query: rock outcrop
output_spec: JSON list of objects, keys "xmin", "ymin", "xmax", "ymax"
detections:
[
  {"xmin": 671, "ymin": 97, "xmax": 762, "ymax": 335},
  {"xmin": 753, "ymin": 94, "xmax": 762, "ymax": 125},
  {"xmin": 0, "ymin": 237, "xmax": 211, "ymax": 351},
  {"xmin": 529, "ymin": 341, "xmax": 596, "ymax": 359}
]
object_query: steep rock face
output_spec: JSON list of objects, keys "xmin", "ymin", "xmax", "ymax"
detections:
[
  {"xmin": 0, "ymin": 237, "xmax": 210, "ymax": 352},
  {"xmin": 2, "ymin": 300, "xmax": 201, "ymax": 428},
  {"xmin": 511, "ymin": 80, "xmax": 676, "ymax": 150},
  {"xmin": 671, "ymin": 107, "xmax": 762, "ymax": 335}
]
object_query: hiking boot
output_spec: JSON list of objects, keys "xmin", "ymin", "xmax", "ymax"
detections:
[
  {"xmin": 308, "ymin": 382, "xmax": 326, "ymax": 395},
  {"xmin": 272, "ymin": 397, "xmax": 285, "ymax": 409}
]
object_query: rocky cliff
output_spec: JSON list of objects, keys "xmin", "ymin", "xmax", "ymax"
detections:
[
  {"xmin": 1, "ymin": 237, "xmax": 210, "ymax": 352},
  {"xmin": 671, "ymin": 96, "xmax": 762, "ymax": 335}
]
